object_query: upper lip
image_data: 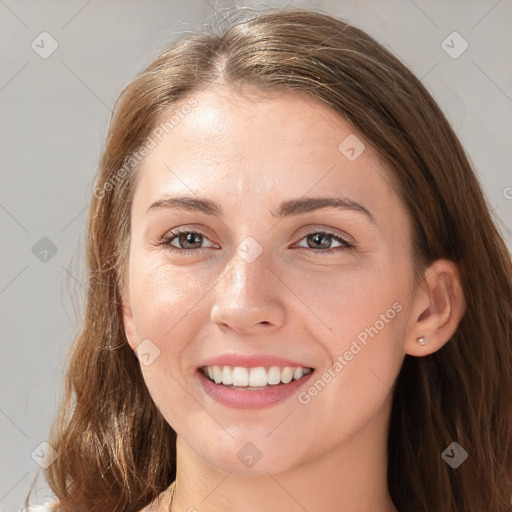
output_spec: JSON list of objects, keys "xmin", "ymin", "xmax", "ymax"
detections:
[{"xmin": 198, "ymin": 354, "xmax": 314, "ymax": 370}]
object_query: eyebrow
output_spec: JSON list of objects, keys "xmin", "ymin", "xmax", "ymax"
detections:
[{"xmin": 146, "ymin": 195, "xmax": 375, "ymax": 223}]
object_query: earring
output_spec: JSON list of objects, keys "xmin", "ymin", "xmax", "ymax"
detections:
[{"xmin": 417, "ymin": 337, "xmax": 425, "ymax": 346}]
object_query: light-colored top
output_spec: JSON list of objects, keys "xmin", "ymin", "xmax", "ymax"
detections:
[
  {"xmin": 21, "ymin": 505, "xmax": 56, "ymax": 512},
  {"xmin": 22, "ymin": 481, "xmax": 177, "ymax": 512}
]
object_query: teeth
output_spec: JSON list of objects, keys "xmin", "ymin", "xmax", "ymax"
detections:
[
  {"xmin": 293, "ymin": 367, "xmax": 304, "ymax": 380},
  {"xmin": 202, "ymin": 365, "xmax": 312, "ymax": 388},
  {"xmin": 213, "ymin": 366, "xmax": 223, "ymax": 384},
  {"xmin": 221, "ymin": 366, "xmax": 233, "ymax": 385},
  {"xmin": 232, "ymin": 367, "xmax": 249, "ymax": 386},
  {"xmin": 267, "ymin": 366, "xmax": 281, "ymax": 385},
  {"xmin": 248, "ymin": 367, "xmax": 267, "ymax": 387},
  {"xmin": 281, "ymin": 367, "xmax": 294, "ymax": 384}
]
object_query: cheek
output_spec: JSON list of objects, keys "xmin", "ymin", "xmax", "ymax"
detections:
[
  {"xmin": 129, "ymin": 263, "xmax": 212, "ymax": 421},
  {"xmin": 303, "ymin": 255, "xmax": 409, "ymax": 400},
  {"xmin": 292, "ymin": 273, "xmax": 407, "ymax": 448},
  {"xmin": 130, "ymin": 261, "xmax": 208, "ymax": 344},
  {"xmin": 296, "ymin": 255, "xmax": 409, "ymax": 351}
]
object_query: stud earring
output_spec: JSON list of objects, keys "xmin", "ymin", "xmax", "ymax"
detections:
[{"xmin": 417, "ymin": 337, "xmax": 425, "ymax": 346}]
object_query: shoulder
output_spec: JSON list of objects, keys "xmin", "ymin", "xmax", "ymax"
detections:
[
  {"xmin": 21, "ymin": 503, "xmax": 59, "ymax": 512},
  {"xmin": 139, "ymin": 481, "xmax": 176, "ymax": 511}
]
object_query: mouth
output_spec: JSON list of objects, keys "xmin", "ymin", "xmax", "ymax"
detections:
[
  {"xmin": 200, "ymin": 365, "xmax": 314, "ymax": 390},
  {"xmin": 196, "ymin": 365, "xmax": 315, "ymax": 409}
]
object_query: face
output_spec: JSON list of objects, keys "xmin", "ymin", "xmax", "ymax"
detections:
[{"xmin": 122, "ymin": 86, "xmax": 417, "ymax": 475}]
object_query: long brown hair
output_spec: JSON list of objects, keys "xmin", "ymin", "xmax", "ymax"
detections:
[{"xmin": 28, "ymin": 6, "xmax": 512, "ymax": 511}]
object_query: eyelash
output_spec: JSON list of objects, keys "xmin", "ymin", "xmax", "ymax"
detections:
[{"xmin": 156, "ymin": 228, "xmax": 354, "ymax": 255}]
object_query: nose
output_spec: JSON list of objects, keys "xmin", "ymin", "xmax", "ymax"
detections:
[{"xmin": 210, "ymin": 253, "xmax": 287, "ymax": 334}]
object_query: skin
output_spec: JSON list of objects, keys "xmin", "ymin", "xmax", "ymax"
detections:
[{"xmin": 122, "ymin": 86, "xmax": 466, "ymax": 512}]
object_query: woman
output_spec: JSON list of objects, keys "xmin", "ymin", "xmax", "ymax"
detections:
[{"xmin": 25, "ymin": 6, "xmax": 512, "ymax": 512}]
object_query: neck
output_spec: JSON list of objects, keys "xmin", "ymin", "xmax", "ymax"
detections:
[{"xmin": 165, "ymin": 398, "xmax": 397, "ymax": 512}]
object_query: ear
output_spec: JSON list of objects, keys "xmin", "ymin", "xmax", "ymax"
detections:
[
  {"xmin": 120, "ymin": 285, "xmax": 139, "ymax": 351},
  {"xmin": 404, "ymin": 259, "xmax": 466, "ymax": 357}
]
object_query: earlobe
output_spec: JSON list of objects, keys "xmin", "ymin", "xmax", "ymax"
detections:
[{"xmin": 405, "ymin": 259, "xmax": 466, "ymax": 357}]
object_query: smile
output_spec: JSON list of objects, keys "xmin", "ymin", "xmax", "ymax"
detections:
[
  {"xmin": 201, "ymin": 365, "xmax": 313, "ymax": 389},
  {"xmin": 197, "ymin": 365, "xmax": 315, "ymax": 409}
]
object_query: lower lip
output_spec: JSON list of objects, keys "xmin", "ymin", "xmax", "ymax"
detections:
[{"xmin": 197, "ymin": 369, "xmax": 315, "ymax": 410}]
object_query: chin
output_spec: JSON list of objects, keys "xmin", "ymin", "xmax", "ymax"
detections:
[{"xmin": 193, "ymin": 437, "xmax": 305, "ymax": 477}]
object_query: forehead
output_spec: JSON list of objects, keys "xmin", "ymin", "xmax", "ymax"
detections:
[{"xmin": 132, "ymin": 87, "xmax": 402, "ymax": 224}]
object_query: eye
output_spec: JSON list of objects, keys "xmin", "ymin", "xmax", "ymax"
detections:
[
  {"xmin": 294, "ymin": 230, "xmax": 353, "ymax": 254},
  {"xmin": 157, "ymin": 229, "xmax": 216, "ymax": 254}
]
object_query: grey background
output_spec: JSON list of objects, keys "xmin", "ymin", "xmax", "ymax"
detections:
[{"xmin": 1, "ymin": 0, "xmax": 511, "ymax": 510}]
